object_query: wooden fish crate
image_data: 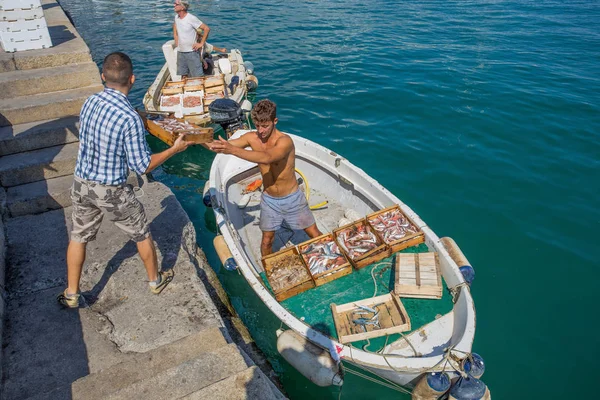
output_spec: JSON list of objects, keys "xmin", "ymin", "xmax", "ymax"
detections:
[
  {"xmin": 367, "ymin": 205, "xmax": 424, "ymax": 253},
  {"xmin": 330, "ymin": 293, "xmax": 411, "ymax": 344},
  {"xmin": 138, "ymin": 112, "xmax": 213, "ymax": 146},
  {"xmin": 262, "ymin": 246, "xmax": 315, "ymax": 302},
  {"xmin": 394, "ymin": 252, "xmax": 442, "ymax": 299},
  {"xmin": 333, "ymin": 219, "xmax": 390, "ymax": 270},
  {"xmin": 298, "ymin": 233, "xmax": 352, "ymax": 287}
]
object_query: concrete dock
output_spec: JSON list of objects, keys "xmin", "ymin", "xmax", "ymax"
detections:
[{"xmin": 0, "ymin": 1, "xmax": 285, "ymax": 399}]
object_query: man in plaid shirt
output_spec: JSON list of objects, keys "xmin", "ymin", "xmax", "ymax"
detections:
[{"xmin": 58, "ymin": 52, "xmax": 191, "ymax": 308}]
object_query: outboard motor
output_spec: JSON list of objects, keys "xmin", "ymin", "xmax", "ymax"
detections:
[{"xmin": 209, "ymin": 98, "xmax": 245, "ymax": 136}]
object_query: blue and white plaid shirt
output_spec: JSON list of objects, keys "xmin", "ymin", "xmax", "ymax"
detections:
[{"xmin": 75, "ymin": 88, "xmax": 151, "ymax": 186}]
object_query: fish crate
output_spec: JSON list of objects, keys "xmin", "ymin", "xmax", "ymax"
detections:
[
  {"xmin": 262, "ymin": 246, "xmax": 315, "ymax": 302},
  {"xmin": 330, "ymin": 293, "xmax": 411, "ymax": 344},
  {"xmin": 298, "ymin": 233, "xmax": 352, "ymax": 287},
  {"xmin": 366, "ymin": 205, "xmax": 424, "ymax": 253},
  {"xmin": 394, "ymin": 252, "xmax": 442, "ymax": 299},
  {"xmin": 138, "ymin": 112, "xmax": 213, "ymax": 146},
  {"xmin": 333, "ymin": 218, "xmax": 390, "ymax": 270}
]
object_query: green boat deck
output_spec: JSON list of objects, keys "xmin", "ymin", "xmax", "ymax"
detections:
[{"xmin": 261, "ymin": 243, "xmax": 454, "ymax": 353}]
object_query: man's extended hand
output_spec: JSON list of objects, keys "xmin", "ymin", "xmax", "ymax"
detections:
[
  {"xmin": 208, "ymin": 136, "xmax": 233, "ymax": 154},
  {"xmin": 192, "ymin": 42, "xmax": 203, "ymax": 51},
  {"xmin": 173, "ymin": 133, "xmax": 191, "ymax": 152}
]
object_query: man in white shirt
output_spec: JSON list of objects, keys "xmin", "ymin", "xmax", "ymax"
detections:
[{"xmin": 173, "ymin": 0, "xmax": 210, "ymax": 78}]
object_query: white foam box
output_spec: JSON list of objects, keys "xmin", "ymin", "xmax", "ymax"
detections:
[
  {"xmin": 0, "ymin": 0, "xmax": 42, "ymax": 10},
  {"xmin": 182, "ymin": 90, "xmax": 204, "ymax": 115},
  {"xmin": 0, "ymin": 17, "xmax": 46, "ymax": 32},
  {"xmin": 159, "ymin": 93, "xmax": 182, "ymax": 114},
  {"xmin": 0, "ymin": 26, "xmax": 51, "ymax": 52}
]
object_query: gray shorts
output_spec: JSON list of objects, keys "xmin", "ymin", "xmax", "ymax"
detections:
[
  {"xmin": 259, "ymin": 189, "xmax": 315, "ymax": 232},
  {"xmin": 177, "ymin": 50, "xmax": 204, "ymax": 77},
  {"xmin": 70, "ymin": 177, "xmax": 150, "ymax": 243}
]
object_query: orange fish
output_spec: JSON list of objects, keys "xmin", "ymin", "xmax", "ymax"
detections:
[{"xmin": 244, "ymin": 178, "xmax": 263, "ymax": 193}]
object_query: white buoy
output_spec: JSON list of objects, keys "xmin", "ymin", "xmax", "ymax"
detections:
[{"xmin": 276, "ymin": 329, "xmax": 343, "ymax": 387}]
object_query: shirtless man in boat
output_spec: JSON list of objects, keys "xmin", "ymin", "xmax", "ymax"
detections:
[{"xmin": 208, "ymin": 99, "xmax": 322, "ymax": 256}]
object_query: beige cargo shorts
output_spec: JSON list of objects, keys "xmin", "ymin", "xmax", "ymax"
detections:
[{"xmin": 70, "ymin": 177, "xmax": 150, "ymax": 243}]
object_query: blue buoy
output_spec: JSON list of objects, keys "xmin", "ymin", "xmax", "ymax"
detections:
[
  {"xmin": 449, "ymin": 376, "xmax": 487, "ymax": 399},
  {"xmin": 223, "ymin": 257, "xmax": 238, "ymax": 271},
  {"xmin": 459, "ymin": 265, "xmax": 475, "ymax": 285},
  {"xmin": 203, "ymin": 193, "xmax": 212, "ymax": 207},
  {"xmin": 463, "ymin": 353, "xmax": 485, "ymax": 379},
  {"xmin": 427, "ymin": 372, "xmax": 451, "ymax": 392}
]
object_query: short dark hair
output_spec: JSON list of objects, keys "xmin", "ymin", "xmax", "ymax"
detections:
[
  {"xmin": 102, "ymin": 52, "xmax": 133, "ymax": 85},
  {"xmin": 251, "ymin": 99, "xmax": 277, "ymax": 123}
]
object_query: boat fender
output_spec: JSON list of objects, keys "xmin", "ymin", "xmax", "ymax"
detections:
[
  {"xmin": 449, "ymin": 376, "xmax": 491, "ymax": 400},
  {"xmin": 338, "ymin": 217, "xmax": 352, "ymax": 227},
  {"xmin": 411, "ymin": 372, "xmax": 451, "ymax": 400},
  {"xmin": 276, "ymin": 329, "xmax": 343, "ymax": 387},
  {"xmin": 237, "ymin": 193, "xmax": 251, "ymax": 209},
  {"xmin": 241, "ymin": 99, "xmax": 252, "ymax": 113},
  {"xmin": 244, "ymin": 61, "xmax": 255, "ymax": 75},
  {"xmin": 246, "ymin": 75, "xmax": 258, "ymax": 91},
  {"xmin": 218, "ymin": 58, "xmax": 232, "ymax": 74},
  {"xmin": 213, "ymin": 236, "xmax": 237, "ymax": 271},
  {"xmin": 462, "ymin": 353, "xmax": 485, "ymax": 379},
  {"xmin": 344, "ymin": 208, "xmax": 362, "ymax": 222},
  {"xmin": 440, "ymin": 237, "xmax": 475, "ymax": 285},
  {"xmin": 202, "ymin": 181, "xmax": 212, "ymax": 207}
]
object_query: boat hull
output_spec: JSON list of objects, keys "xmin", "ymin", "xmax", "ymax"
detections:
[{"xmin": 208, "ymin": 130, "xmax": 476, "ymax": 388}]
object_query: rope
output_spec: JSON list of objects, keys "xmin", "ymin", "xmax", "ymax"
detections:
[
  {"xmin": 343, "ymin": 365, "xmax": 412, "ymax": 395},
  {"xmin": 370, "ymin": 261, "xmax": 392, "ymax": 297},
  {"xmin": 448, "ymin": 281, "xmax": 470, "ymax": 303}
]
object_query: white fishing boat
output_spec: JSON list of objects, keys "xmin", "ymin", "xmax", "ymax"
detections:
[
  {"xmin": 207, "ymin": 130, "xmax": 491, "ymax": 399},
  {"xmin": 143, "ymin": 41, "xmax": 258, "ymax": 130}
]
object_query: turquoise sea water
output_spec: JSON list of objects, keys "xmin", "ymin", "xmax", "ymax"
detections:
[{"xmin": 58, "ymin": 1, "xmax": 600, "ymax": 398}]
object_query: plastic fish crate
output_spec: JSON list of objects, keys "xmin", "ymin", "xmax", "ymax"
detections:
[
  {"xmin": 394, "ymin": 252, "xmax": 443, "ymax": 299},
  {"xmin": 1, "ymin": 0, "xmax": 42, "ymax": 10},
  {"xmin": 262, "ymin": 246, "xmax": 315, "ymax": 302},
  {"xmin": 0, "ymin": 26, "xmax": 51, "ymax": 52},
  {"xmin": 366, "ymin": 204, "xmax": 424, "ymax": 254},
  {"xmin": 332, "ymin": 218, "xmax": 390, "ymax": 270},
  {"xmin": 0, "ymin": 17, "xmax": 45, "ymax": 32},
  {"xmin": 0, "ymin": 7, "xmax": 44, "ymax": 22},
  {"xmin": 297, "ymin": 233, "xmax": 352, "ymax": 287},
  {"xmin": 331, "ymin": 293, "xmax": 411, "ymax": 344}
]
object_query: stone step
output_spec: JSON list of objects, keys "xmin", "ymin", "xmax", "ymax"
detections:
[
  {"xmin": 180, "ymin": 366, "xmax": 287, "ymax": 400},
  {"xmin": 0, "ymin": 0, "xmax": 94, "ymax": 73},
  {"xmin": 0, "ymin": 62, "xmax": 101, "ymax": 100},
  {"xmin": 0, "ymin": 116, "xmax": 79, "ymax": 156},
  {"xmin": 0, "ymin": 84, "xmax": 103, "ymax": 127},
  {"xmin": 71, "ymin": 327, "xmax": 230, "ymax": 400},
  {"xmin": 79, "ymin": 343, "xmax": 250, "ymax": 400},
  {"xmin": 0, "ymin": 142, "xmax": 78, "ymax": 187},
  {"xmin": 4, "ymin": 174, "xmax": 73, "ymax": 217}
]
